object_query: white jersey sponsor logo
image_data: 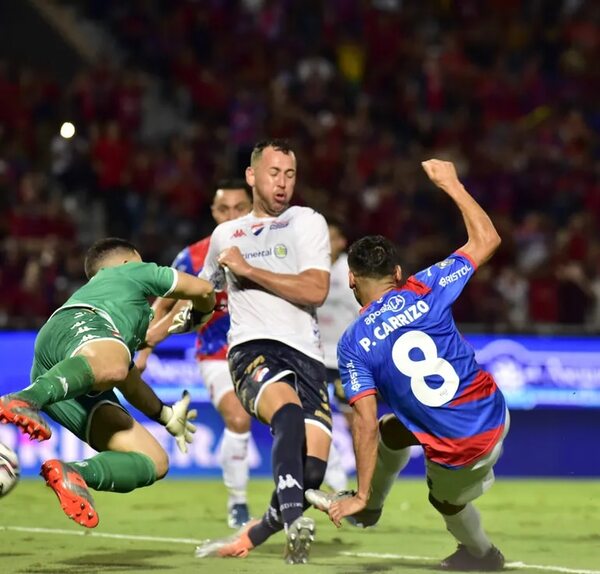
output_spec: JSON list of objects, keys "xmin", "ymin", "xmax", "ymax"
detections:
[
  {"xmin": 358, "ymin": 300, "xmax": 431, "ymax": 352},
  {"xmin": 439, "ymin": 265, "xmax": 471, "ymax": 287},
  {"xmin": 364, "ymin": 295, "xmax": 406, "ymax": 325}
]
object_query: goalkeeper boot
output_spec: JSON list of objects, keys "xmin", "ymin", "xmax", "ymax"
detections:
[
  {"xmin": 305, "ymin": 489, "xmax": 382, "ymax": 528},
  {"xmin": 228, "ymin": 502, "xmax": 251, "ymax": 529},
  {"xmin": 41, "ymin": 459, "xmax": 98, "ymax": 528},
  {"xmin": 195, "ymin": 519, "xmax": 259, "ymax": 558},
  {"xmin": 0, "ymin": 395, "xmax": 51, "ymax": 441},
  {"xmin": 439, "ymin": 544, "xmax": 505, "ymax": 571},
  {"xmin": 284, "ymin": 516, "xmax": 316, "ymax": 565}
]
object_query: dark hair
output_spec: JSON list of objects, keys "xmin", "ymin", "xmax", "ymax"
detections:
[
  {"xmin": 250, "ymin": 138, "xmax": 294, "ymax": 166},
  {"xmin": 214, "ymin": 178, "xmax": 252, "ymax": 200},
  {"xmin": 84, "ymin": 237, "xmax": 137, "ymax": 279},
  {"xmin": 347, "ymin": 235, "xmax": 400, "ymax": 278}
]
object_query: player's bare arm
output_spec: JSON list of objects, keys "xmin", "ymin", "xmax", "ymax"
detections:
[
  {"xmin": 117, "ymin": 365, "xmax": 166, "ymax": 418},
  {"xmin": 329, "ymin": 394, "xmax": 378, "ymax": 527},
  {"xmin": 218, "ymin": 246, "xmax": 329, "ymax": 306},
  {"xmin": 116, "ymin": 365, "xmax": 197, "ymax": 454},
  {"xmin": 421, "ymin": 159, "xmax": 501, "ymax": 267},
  {"xmin": 171, "ymin": 271, "xmax": 216, "ymax": 313},
  {"xmin": 135, "ymin": 296, "xmax": 178, "ymax": 371}
]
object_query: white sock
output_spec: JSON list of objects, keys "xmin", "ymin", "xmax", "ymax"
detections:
[
  {"xmin": 218, "ymin": 428, "xmax": 250, "ymax": 507},
  {"xmin": 324, "ymin": 441, "xmax": 348, "ymax": 492},
  {"xmin": 442, "ymin": 503, "xmax": 492, "ymax": 557},
  {"xmin": 367, "ymin": 438, "xmax": 411, "ymax": 510}
]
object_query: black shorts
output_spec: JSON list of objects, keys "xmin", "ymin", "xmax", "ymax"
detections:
[
  {"xmin": 326, "ymin": 368, "xmax": 352, "ymax": 412},
  {"xmin": 228, "ymin": 340, "xmax": 332, "ymax": 434}
]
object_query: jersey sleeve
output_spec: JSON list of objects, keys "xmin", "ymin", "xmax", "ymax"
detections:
[
  {"xmin": 295, "ymin": 210, "xmax": 331, "ymax": 273},
  {"xmin": 409, "ymin": 251, "xmax": 477, "ymax": 307},
  {"xmin": 171, "ymin": 247, "xmax": 194, "ymax": 274},
  {"xmin": 198, "ymin": 230, "xmax": 226, "ymax": 289},
  {"xmin": 337, "ymin": 330, "xmax": 377, "ymax": 405},
  {"xmin": 130, "ymin": 262, "xmax": 178, "ymax": 297}
]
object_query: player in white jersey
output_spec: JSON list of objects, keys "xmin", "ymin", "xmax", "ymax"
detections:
[
  {"xmin": 194, "ymin": 139, "xmax": 331, "ymax": 564},
  {"xmin": 136, "ymin": 182, "xmax": 253, "ymax": 529},
  {"xmin": 317, "ymin": 218, "xmax": 360, "ymax": 492}
]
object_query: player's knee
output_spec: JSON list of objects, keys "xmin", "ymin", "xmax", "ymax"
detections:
[
  {"xmin": 272, "ymin": 403, "xmax": 304, "ymax": 438},
  {"xmin": 304, "ymin": 456, "xmax": 327, "ymax": 490},
  {"xmin": 223, "ymin": 411, "xmax": 251, "ymax": 434},
  {"xmin": 151, "ymin": 448, "xmax": 170, "ymax": 480},
  {"xmin": 428, "ymin": 492, "xmax": 464, "ymax": 515},
  {"xmin": 379, "ymin": 414, "xmax": 419, "ymax": 449},
  {"xmin": 96, "ymin": 363, "xmax": 130, "ymax": 388}
]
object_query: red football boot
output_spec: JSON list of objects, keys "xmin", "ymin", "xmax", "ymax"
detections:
[
  {"xmin": 0, "ymin": 395, "xmax": 51, "ymax": 441},
  {"xmin": 41, "ymin": 459, "xmax": 99, "ymax": 528}
]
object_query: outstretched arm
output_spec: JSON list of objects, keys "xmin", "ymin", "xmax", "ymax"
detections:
[
  {"xmin": 421, "ymin": 159, "xmax": 501, "ymax": 267},
  {"xmin": 170, "ymin": 272, "xmax": 215, "ymax": 313},
  {"xmin": 117, "ymin": 366, "xmax": 197, "ymax": 454},
  {"xmin": 328, "ymin": 394, "xmax": 379, "ymax": 527}
]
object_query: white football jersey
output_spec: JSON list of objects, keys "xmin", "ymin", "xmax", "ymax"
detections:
[
  {"xmin": 316, "ymin": 253, "xmax": 360, "ymax": 369},
  {"xmin": 200, "ymin": 206, "xmax": 331, "ymax": 361}
]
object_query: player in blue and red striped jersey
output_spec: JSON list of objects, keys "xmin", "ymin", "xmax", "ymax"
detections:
[
  {"xmin": 136, "ymin": 180, "xmax": 253, "ymax": 529},
  {"xmin": 307, "ymin": 160, "xmax": 507, "ymax": 571}
]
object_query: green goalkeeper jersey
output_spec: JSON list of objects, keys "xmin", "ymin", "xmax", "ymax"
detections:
[{"xmin": 57, "ymin": 261, "xmax": 178, "ymax": 353}]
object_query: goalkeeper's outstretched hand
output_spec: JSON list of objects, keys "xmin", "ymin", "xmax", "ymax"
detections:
[
  {"xmin": 168, "ymin": 302, "xmax": 214, "ymax": 335},
  {"xmin": 157, "ymin": 390, "xmax": 197, "ymax": 453}
]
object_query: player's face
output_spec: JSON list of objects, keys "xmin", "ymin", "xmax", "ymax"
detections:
[
  {"xmin": 211, "ymin": 189, "xmax": 252, "ymax": 225},
  {"xmin": 246, "ymin": 147, "xmax": 296, "ymax": 217}
]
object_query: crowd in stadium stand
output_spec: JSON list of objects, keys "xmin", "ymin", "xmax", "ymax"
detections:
[{"xmin": 1, "ymin": 0, "xmax": 598, "ymax": 331}]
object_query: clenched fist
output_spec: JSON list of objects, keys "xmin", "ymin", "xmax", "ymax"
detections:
[{"xmin": 421, "ymin": 159, "xmax": 460, "ymax": 190}]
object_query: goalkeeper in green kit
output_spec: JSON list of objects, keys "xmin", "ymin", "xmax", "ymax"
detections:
[{"xmin": 0, "ymin": 238, "xmax": 215, "ymax": 528}]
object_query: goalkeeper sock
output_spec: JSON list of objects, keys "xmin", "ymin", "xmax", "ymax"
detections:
[
  {"xmin": 442, "ymin": 503, "xmax": 492, "ymax": 557},
  {"xmin": 71, "ymin": 451, "xmax": 157, "ymax": 493},
  {"xmin": 17, "ymin": 356, "xmax": 95, "ymax": 408},
  {"xmin": 219, "ymin": 429, "xmax": 250, "ymax": 507},
  {"xmin": 367, "ymin": 437, "xmax": 411, "ymax": 510},
  {"xmin": 270, "ymin": 403, "xmax": 305, "ymax": 530}
]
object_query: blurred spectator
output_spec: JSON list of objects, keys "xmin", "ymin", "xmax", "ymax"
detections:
[{"xmin": 0, "ymin": 0, "xmax": 598, "ymax": 332}]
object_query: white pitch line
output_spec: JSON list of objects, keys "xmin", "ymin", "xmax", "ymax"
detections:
[
  {"xmin": 2, "ymin": 526, "xmax": 598, "ymax": 574},
  {"xmin": 0, "ymin": 525, "xmax": 204, "ymax": 545},
  {"xmin": 341, "ymin": 551, "xmax": 600, "ymax": 574}
]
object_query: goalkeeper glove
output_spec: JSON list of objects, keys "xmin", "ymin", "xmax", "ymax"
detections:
[
  {"xmin": 156, "ymin": 390, "xmax": 197, "ymax": 454},
  {"xmin": 168, "ymin": 302, "xmax": 214, "ymax": 335}
]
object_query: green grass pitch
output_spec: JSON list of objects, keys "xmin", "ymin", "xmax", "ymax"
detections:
[{"xmin": 1, "ymin": 478, "xmax": 599, "ymax": 573}]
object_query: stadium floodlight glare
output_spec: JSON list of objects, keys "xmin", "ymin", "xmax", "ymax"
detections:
[{"xmin": 60, "ymin": 122, "xmax": 76, "ymax": 139}]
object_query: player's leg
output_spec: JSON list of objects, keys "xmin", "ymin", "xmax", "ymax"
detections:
[
  {"xmin": 40, "ymin": 394, "xmax": 165, "ymax": 528},
  {"xmin": 198, "ymin": 342, "xmax": 308, "ymax": 561},
  {"xmin": 0, "ymin": 310, "xmax": 131, "ymax": 439},
  {"xmin": 201, "ymin": 360, "xmax": 252, "ymax": 528},
  {"xmin": 366, "ymin": 414, "xmax": 416, "ymax": 514},
  {"xmin": 307, "ymin": 413, "xmax": 416, "ymax": 527},
  {"xmin": 323, "ymin": 370, "xmax": 349, "ymax": 492},
  {"xmin": 427, "ymin": 412, "xmax": 510, "ymax": 570}
]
